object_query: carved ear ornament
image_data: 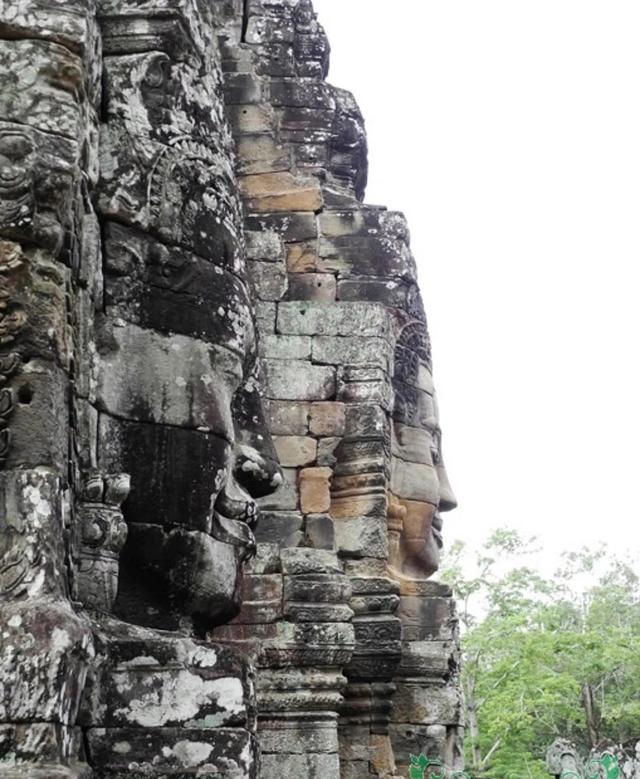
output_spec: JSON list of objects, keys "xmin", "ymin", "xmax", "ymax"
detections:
[{"xmin": 79, "ymin": 471, "xmax": 130, "ymax": 507}]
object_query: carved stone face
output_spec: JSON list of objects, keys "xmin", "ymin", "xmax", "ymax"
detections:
[
  {"xmin": 96, "ymin": 38, "xmax": 281, "ymax": 631},
  {"xmin": 390, "ymin": 322, "xmax": 457, "ymax": 579},
  {"xmin": 0, "ymin": 129, "xmax": 33, "ymax": 233}
]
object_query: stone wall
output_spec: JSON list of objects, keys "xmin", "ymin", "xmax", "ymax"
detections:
[
  {"xmin": 0, "ymin": 1, "xmax": 463, "ymax": 777},
  {"xmin": 212, "ymin": 2, "xmax": 464, "ymax": 776}
]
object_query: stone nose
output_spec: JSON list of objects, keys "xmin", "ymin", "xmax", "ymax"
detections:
[
  {"xmin": 436, "ymin": 461, "xmax": 457, "ymax": 513},
  {"xmin": 234, "ymin": 443, "xmax": 283, "ymax": 500}
]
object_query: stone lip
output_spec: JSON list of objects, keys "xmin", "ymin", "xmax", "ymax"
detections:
[{"xmin": 211, "ymin": 509, "xmax": 256, "ymax": 562}]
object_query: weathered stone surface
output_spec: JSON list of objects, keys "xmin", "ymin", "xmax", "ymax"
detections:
[
  {"xmin": 312, "ymin": 335, "xmax": 392, "ymax": 370},
  {"xmin": 264, "ymin": 399, "xmax": 310, "ymax": 434},
  {"xmin": 263, "ymin": 359, "xmax": 335, "ymax": 400},
  {"xmin": 280, "ymin": 548, "xmax": 342, "ymax": 576},
  {"xmin": 96, "ymin": 324, "xmax": 240, "ymax": 439},
  {"xmin": 245, "ymin": 230, "xmax": 284, "ymax": 261},
  {"xmin": 334, "ymin": 516, "xmax": 388, "ymax": 559},
  {"xmin": 286, "ymin": 241, "xmax": 318, "ymax": 272},
  {"xmin": 287, "ymin": 271, "xmax": 336, "ymax": 300},
  {"xmin": 277, "ymin": 301, "xmax": 391, "ymax": 337},
  {"xmin": 257, "ymin": 467, "xmax": 299, "ymax": 511},
  {"xmin": 86, "ymin": 728, "xmax": 258, "ymax": 778},
  {"xmin": 305, "ymin": 513, "xmax": 335, "ymax": 550},
  {"xmin": 228, "ymin": 103, "xmax": 275, "ymax": 134},
  {"xmin": 308, "ymin": 402, "xmax": 345, "ymax": 437},
  {"xmin": 255, "ymin": 510, "xmax": 304, "ymax": 547},
  {"xmin": 240, "ymin": 171, "xmax": 323, "ymax": 212},
  {"xmin": 260, "ymin": 334, "xmax": 311, "ymax": 360},
  {"xmin": 3, "ymin": 1, "xmax": 463, "ymax": 776},
  {"xmin": 317, "ymin": 436, "xmax": 340, "ymax": 467},
  {"xmin": 98, "ymin": 414, "xmax": 228, "ymax": 532},
  {"xmin": 273, "ymin": 434, "xmax": 317, "ymax": 466},
  {"xmin": 299, "ymin": 466, "xmax": 332, "ymax": 513},
  {"xmin": 261, "ymin": 752, "xmax": 339, "ymax": 778}
]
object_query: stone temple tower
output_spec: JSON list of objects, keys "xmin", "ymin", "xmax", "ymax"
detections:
[{"xmin": 0, "ymin": 1, "xmax": 463, "ymax": 777}]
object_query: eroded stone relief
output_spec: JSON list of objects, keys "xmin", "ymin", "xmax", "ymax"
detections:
[{"xmin": 0, "ymin": 1, "xmax": 463, "ymax": 777}]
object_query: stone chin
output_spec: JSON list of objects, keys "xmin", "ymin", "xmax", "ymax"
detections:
[
  {"xmin": 391, "ymin": 499, "xmax": 443, "ymax": 581},
  {"xmin": 165, "ymin": 518, "xmax": 256, "ymax": 626}
]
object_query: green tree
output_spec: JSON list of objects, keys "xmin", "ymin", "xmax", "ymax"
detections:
[{"xmin": 441, "ymin": 531, "xmax": 640, "ymax": 779}]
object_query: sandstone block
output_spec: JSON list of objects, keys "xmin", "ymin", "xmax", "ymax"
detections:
[
  {"xmin": 260, "ymin": 335, "xmax": 311, "ymax": 360},
  {"xmin": 255, "ymin": 510, "xmax": 304, "ymax": 547},
  {"xmin": 223, "ymin": 72, "xmax": 263, "ymax": 104},
  {"xmin": 337, "ymin": 366, "xmax": 393, "ymax": 409},
  {"xmin": 269, "ymin": 79, "xmax": 336, "ymax": 110},
  {"xmin": 245, "ymin": 15, "xmax": 295, "ymax": 44},
  {"xmin": 237, "ymin": 133, "xmax": 291, "ymax": 175},
  {"xmin": 391, "ymin": 459, "xmax": 439, "ymax": 504},
  {"xmin": 391, "ymin": 684, "xmax": 462, "ymax": 726},
  {"xmin": 4, "ymin": 360, "xmax": 69, "ymax": 472},
  {"xmin": 390, "ymin": 723, "xmax": 446, "ymax": 773},
  {"xmin": 305, "ymin": 514, "xmax": 335, "ymax": 550},
  {"xmin": 283, "ymin": 574, "xmax": 349, "ymax": 604},
  {"xmin": 344, "ymin": 404, "xmax": 388, "ymax": 440},
  {"xmin": 255, "ymin": 301, "xmax": 277, "ymax": 331},
  {"xmin": 312, "ymin": 335, "xmax": 391, "ymax": 370},
  {"xmin": 263, "ymin": 360, "xmax": 335, "ymax": 400},
  {"xmin": 263, "ymin": 399, "xmax": 310, "ymax": 435},
  {"xmin": 280, "ymin": 548, "xmax": 342, "ymax": 575},
  {"xmin": 98, "ymin": 417, "xmax": 228, "ymax": 533},
  {"xmin": 317, "ymin": 437, "xmax": 340, "ymax": 467},
  {"xmin": 396, "ymin": 640, "xmax": 454, "ymax": 678},
  {"xmin": 397, "ymin": 594, "xmax": 457, "ymax": 637},
  {"xmin": 0, "ymin": 40, "xmax": 84, "ymax": 138},
  {"xmin": 285, "ymin": 602, "xmax": 353, "ymax": 623},
  {"xmin": 248, "ymin": 258, "xmax": 288, "ymax": 301},
  {"xmin": 392, "ymin": 422, "xmax": 436, "ymax": 465},
  {"xmin": 277, "ymin": 301, "xmax": 391, "ymax": 337},
  {"xmin": 96, "ymin": 323, "xmax": 243, "ymax": 438},
  {"xmin": 257, "ymin": 467, "xmax": 298, "ymax": 511},
  {"xmin": 285, "ymin": 241, "xmax": 318, "ymax": 273},
  {"xmin": 233, "ymin": 573, "xmax": 284, "ymax": 624},
  {"xmin": 319, "ymin": 209, "xmax": 367, "ymax": 238},
  {"xmin": 245, "ymin": 229, "xmax": 284, "ymax": 261},
  {"xmin": 246, "ymin": 212, "xmax": 318, "ymax": 242},
  {"xmin": 286, "ymin": 241, "xmax": 318, "ymax": 272},
  {"xmin": 299, "ymin": 466, "xmax": 332, "ymax": 513},
  {"xmin": 333, "ymin": 516, "xmax": 388, "ymax": 559},
  {"xmin": 273, "ymin": 435, "xmax": 317, "ymax": 467},
  {"xmin": 85, "ymin": 727, "xmax": 257, "ymax": 778},
  {"xmin": 260, "ymin": 724, "xmax": 337, "ymax": 754},
  {"xmin": 261, "ymin": 753, "xmax": 339, "ymax": 779},
  {"xmin": 240, "ymin": 172, "xmax": 322, "ymax": 212},
  {"xmin": 287, "ymin": 272, "xmax": 336, "ymax": 301},
  {"xmin": 309, "ymin": 402, "xmax": 345, "ymax": 436},
  {"xmin": 255, "ymin": 42, "xmax": 296, "ymax": 78},
  {"xmin": 227, "ymin": 103, "xmax": 274, "ymax": 134}
]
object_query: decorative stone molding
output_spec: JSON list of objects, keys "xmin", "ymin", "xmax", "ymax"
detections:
[{"xmin": 74, "ymin": 471, "xmax": 130, "ymax": 613}]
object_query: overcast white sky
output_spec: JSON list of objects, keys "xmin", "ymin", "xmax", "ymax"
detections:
[{"xmin": 313, "ymin": 0, "xmax": 640, "ymax": 563}]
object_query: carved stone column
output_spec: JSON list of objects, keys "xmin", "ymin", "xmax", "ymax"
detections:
[
  {"xmin": 212, "ymin": 547, "xmax": 355, "ymax": 776},
  {"xmin": 339, "ymin": 577, "xmax": 402, "ymax": 779},
  {"xmin": 74, "ymin": 472, "xmax": 129, "ymax": 613},
  {"xmin": 0, "ymin": 0, "xmax": 101, "ymax": 773},
  {"xmin": 390, "ymin": 580, "xmax": 464, "ymax": 776}
]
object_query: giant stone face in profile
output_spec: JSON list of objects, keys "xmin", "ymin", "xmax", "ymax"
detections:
[
  {"xmin": 93, "ymin": 11, "xmax": 281, "ymax": 631},
  {"xmin": 0, "ymin": 1, "xmax": 463, "ymax": 776},
  {"xmin": 390, "ymin": 320, "xmax": 457, "ymax": 580}
]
